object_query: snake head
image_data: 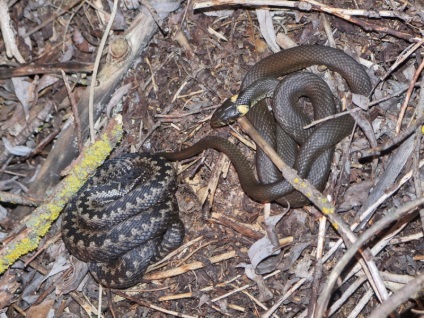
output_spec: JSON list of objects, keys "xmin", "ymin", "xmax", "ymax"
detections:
[{"xmin": 210, "ymin": 95, "xmax": 245, "ymax": 128}]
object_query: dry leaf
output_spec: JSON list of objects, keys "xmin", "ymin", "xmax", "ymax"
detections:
[
  {"xmin": 2, "ymin": 137, "xmax": 34, "ymax": 156},
  {"xmin": 26, "ymin": 299, "xmax": 54, "ymax": 318},
  {"xmin": 11, "ymin": 77, "xmax": 36, "ymax": 119}
]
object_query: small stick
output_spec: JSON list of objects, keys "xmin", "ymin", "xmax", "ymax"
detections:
[
  {"xmin": 359, "ymin": 116, "xmax": 424, "ymax": 158},
  {"xmin": 88, "ymin": 0, "xmax": 119, "ymax": 143},
  {"xmin": 143, "ymin": 251, "xmax": 236, "ymax": 280},
  {"xmin": 0, "ymin": 191, "xmax": 43, "ymax": 206},
  {"xmin": 61, "ymin": 71, "xmax": 83, "ymax": 153},
  {"xmin": 395, "ymin": 58, "xmax": 424, "ymax": 134},
  {"xmin": 22, "ymin": 0, "xmax": 84, "ymax": 38}
]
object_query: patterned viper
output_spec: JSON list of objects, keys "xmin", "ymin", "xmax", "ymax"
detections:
[{"xmin": 62, "ymin": 45, "xmax": 371, "ymax": 288}]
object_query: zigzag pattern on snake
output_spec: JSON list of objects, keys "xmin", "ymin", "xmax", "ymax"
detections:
[
  {"xmin": 61, "ymin": 45, "xmax": 372, "ymax": 289},
  {"xmin": 61, "ymin": 154, "xmax": 184, "ymax": 288}
]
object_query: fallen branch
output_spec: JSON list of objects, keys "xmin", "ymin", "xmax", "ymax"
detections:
[
  {"xmin": 193, "ymin": 0, "xmax": 422, "ymax": 42},
  {"xmin": 369, "ymin": 273, "xmax": 424, "ymax": 318},
  {"xmin": 315, "ymin": 196, "xmax": 424, "ymax": 318},
  {"xmin": 0, "ymin": 192, "xmax": 42, "ymax": 206}
]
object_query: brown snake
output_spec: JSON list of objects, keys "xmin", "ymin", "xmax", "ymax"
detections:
[{"xmin": 62, "ymin": 45, "xmax": 372, "ymax": 288}]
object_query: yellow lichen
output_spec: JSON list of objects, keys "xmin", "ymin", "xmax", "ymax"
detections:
[
  {"xmin": 322, "ymin": 207, "xmax": 334, "ymax": 215},
  {"xmin": 32, "ymin": 204, "xmax": 64, "ymax": 236},
  {"xmin": 1, "ymin": 237, "xmax": 39, "ymax": 272}
]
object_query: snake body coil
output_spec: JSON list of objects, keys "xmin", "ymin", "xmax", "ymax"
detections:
[
  {"xmin": 61, "ymin": 154, "xmax": 184, "ymax": 288},
  {"xmin": 211, "ymin": 44, "xmax": 372, "ymax": 206},
  {"xmin": 62, "ymin": 45, "xmax": 372, "ymax": 288}
]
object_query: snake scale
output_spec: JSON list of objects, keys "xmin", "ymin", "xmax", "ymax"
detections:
[{"xmin": 62, "ymin": 45, "xmax": 372, "ymax": 288}]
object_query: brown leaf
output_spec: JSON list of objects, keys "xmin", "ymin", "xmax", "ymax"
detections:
[{"xmin": 26, "ymin": 299, "xmax": 54, "ymax": 318}]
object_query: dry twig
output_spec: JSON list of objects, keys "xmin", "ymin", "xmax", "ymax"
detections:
[{"xmin": 315, "ymin": 197, "xmax": 424, "ymax": 317}]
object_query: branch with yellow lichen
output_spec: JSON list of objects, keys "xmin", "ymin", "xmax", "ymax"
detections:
[{"xmin": 0, "ymin": 116, "xmax": 123, "ymax": 274}]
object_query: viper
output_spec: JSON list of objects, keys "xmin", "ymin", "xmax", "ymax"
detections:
[{"xmin": 62, "ymin": 45, "xmax": 372, "ymax": 288}]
